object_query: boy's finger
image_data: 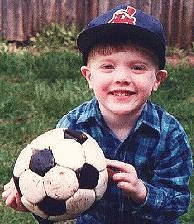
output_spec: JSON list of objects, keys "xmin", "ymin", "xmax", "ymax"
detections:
[
  {"xmin": 106, "ymin": 159, "xmax": 136, "ymax": 174},
  {"xmin": 117, "ymin": 181, "xmax": 132, "ymax": 191},
  {"xmin": 3, "ymin": 178, "xmax": 14, "ymax": 191},
  {"xmin": 107, "ymin": 167, "xmax": 118, "ymax": 178},
  {"xmin": 2, "ymin": 186, "xmax": 15, "ymax": 200},
  {"xmin": 2, "ymin": 191, "xmax": 9, "ymax": 200},
  {"xmin": 5, "ymin": 190, "xmax": 17, "ymax": 207}
]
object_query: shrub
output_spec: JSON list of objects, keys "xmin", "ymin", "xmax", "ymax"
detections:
[{"xmin": 30, "ymin": 23, "xmax": 79, "ymax": 52}]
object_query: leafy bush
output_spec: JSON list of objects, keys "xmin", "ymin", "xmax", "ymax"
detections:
[{"xmin": 30, "ymin": 23, "xmax": 79, "ymax": 51}]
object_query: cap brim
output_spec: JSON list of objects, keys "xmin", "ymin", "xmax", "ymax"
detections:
[{"xmin": 77, "ymin": 23, "xmax": 165, "ymax": 69}]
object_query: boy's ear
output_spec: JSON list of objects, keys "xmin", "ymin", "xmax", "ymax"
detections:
[
  {"xmin": 81, "ymin": 66, "xmax": 91, "ymax": 80},
  {"xmin": 153, "ymin": 70, "xmax": 168, "ymax": 91},
  {"xmin": 81, "ymin": 66, "xmax": 93, "ymax": 89}
]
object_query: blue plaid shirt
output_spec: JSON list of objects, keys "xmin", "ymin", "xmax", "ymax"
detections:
[{"xmin": 56, "ymin": 98, "xmax": 192, "ymax": 224}]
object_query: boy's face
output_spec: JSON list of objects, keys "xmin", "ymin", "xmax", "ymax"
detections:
[{"xmin": 81, "ymin": 47, "xmax": 167, "ymax": 117}]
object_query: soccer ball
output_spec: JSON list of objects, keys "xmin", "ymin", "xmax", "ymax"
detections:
[{"xmin": 13, "ymin": 128, "xmax": 108, "ymax": 222}]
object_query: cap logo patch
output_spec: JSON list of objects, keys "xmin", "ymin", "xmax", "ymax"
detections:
[{"xmin": 109, "ymin": 6, "xmax": 136, "ymax": 25}]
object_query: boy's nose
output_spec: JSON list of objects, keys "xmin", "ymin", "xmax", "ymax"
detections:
[{"xmin": 114, "ymin": 70, "xmax": 131, "ymax": 85}]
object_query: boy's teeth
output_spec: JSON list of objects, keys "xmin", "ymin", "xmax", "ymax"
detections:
[{"xmin": 113, "ymin": 92, "xmax": 129, "ymax": 96}]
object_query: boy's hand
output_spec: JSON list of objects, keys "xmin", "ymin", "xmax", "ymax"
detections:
[
  {"xmin": 106, "ymin": 159, "xmax": 147, "ymax": 204},
  {"xmin": 2, "ymin": 178, "xmax": 28, "ymax": 212}
]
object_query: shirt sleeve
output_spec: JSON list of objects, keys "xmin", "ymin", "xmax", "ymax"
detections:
[{"xmin": 131, "ymin": 125, "xmax": 193, "ymax": 223}]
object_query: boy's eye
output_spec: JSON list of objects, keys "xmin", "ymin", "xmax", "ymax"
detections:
[
  {"xmin": 101, "ymin": 64, "xmax": 114, "ymax": 69},
  {"xmin": 131, "ymin": 64, "xmax": 147, "ymax": 71}
]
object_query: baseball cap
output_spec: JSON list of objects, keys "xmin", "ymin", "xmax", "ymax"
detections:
[{"xmin": 77, "ymin": 4, "xmax": 166, "ymax": 69}]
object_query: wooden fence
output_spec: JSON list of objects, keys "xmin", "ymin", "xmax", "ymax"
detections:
[{"xmin": 0, "ymin": 0, "xmax": 193, "ymax": 49}]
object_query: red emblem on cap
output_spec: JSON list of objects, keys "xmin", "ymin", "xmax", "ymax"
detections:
[{"xmin": 109, "ymin": 6, "xmax": 136, "ymax": 25}]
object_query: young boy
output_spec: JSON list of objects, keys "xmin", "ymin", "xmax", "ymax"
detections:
[{"xmin": 2, "ymin": 4, "xmax": 192, "ymax": 224}]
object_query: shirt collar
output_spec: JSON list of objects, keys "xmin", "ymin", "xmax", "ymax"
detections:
[
  {"xmin": 76, "ymin": 98, "xmax": 102, "ymax": 124},
  {"xmin": 76, "ymin": 99, "xmax": 161, "ymax": 135},
  {"xmin": 134, "ymin": 101, "xmax": 161, "ymax": 134}
]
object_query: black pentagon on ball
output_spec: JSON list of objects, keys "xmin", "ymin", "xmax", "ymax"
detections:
[
  {"xmin": 37, "ymin": 196, "xmax": 66, "ymax": 216},
  {"xmin": 76, "ymin": 163, "xmax": 99, "ymax": 189},
  {"xmin": 63, "ymin": 129, "xmax": 88, "ymax": 144},
  {"xmin": 29, "ymin": 148, "xmax": 55, "ymax": 177}
]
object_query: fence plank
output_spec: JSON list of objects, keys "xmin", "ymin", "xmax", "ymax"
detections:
[
  {"xmin": 169, "ymin": 0, "xmax": 181, "ymax": 47},
  {"xmin": 64, "ymin": 0, "xmax": 74, "ymax": 24},
  {"xmin": 151, "ymin": 0, "xmax": 162, "ymax": 19},
  {"xmin": 160, "ymin": 0, "xmax": 171, "ymax": 45},
  {"xmin": 76, "ymin": 0, "xmax": 85, "ymax": 28},
  {"xmin": 110, "ymin": 0, "xmax": 129, "ymax": 8},
  {"xmin": 98, "ymin": 0, "xmax": 110, "ymax": 14},
  {"xmin": 89, "ymin": 0, "xmax": 99, "ymax": 20},
  {"xmin": 1, "ymin": 0, "xmax": 7, "ymax": 37},
  {"xmin": 180, "ymin": 0, "xmax": 194, "ymax": 49},
  {"xmin": 139, "ymin": 0, "xmax": 152, "ymax": 14}
]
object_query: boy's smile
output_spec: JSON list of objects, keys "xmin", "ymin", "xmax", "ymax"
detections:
[{"xmin": 81, "ymin": 48, "xmax": 167, "ymax": 119}]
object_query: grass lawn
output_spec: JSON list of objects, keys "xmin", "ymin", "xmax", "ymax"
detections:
[{"xmin": 0, "ymin": 51, "xmax": 193, "ymax": 223}]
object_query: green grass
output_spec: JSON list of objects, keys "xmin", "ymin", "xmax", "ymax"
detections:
[{"xmin": 0, "ymin": 51, "xmax": 193, "ymax": 223}]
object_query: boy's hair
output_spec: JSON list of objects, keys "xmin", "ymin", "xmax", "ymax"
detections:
[
  {"xmin": 86, "ymin": 40, "xmax": 159, "ymax": 69},
  {"xmin": 77, "ymin": 4, "xmax": 166, "ymax": 69}
]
